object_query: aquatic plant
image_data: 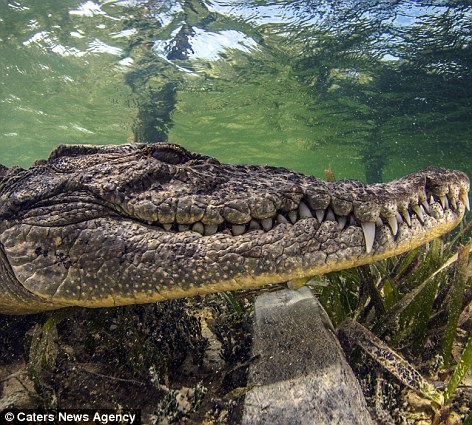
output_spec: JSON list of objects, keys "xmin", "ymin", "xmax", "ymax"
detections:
[{"xmin": 319, "ymin": 218, "xmax": 472, "ymax": 422}]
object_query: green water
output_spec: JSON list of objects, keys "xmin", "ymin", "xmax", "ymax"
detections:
[{"xmin": 0, "ymin": 0, "xmax": 471, "ymax": 183}]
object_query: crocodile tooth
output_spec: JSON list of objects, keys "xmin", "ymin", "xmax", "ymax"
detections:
[
  {"xmin": 401, "ymin": 209, "xmax": 412, "ymax": 226},
  {"xmin": 361, "ymin": 222, "xmax": 376, "ymax": 254},
  {"xmin": 163, "ymin": 223, "xmax": 172, "ymax": 231},
  {"xmin": 449, "ymin": 185, "xmax": 460, "ymax": 210},
  {"xmin": 387, "ymin": 216, "xmax": 398, "ymax": 236},
  {"xmin": 326, "ymin": 208, "xmax": 335, "ymax": 221},
  {"xmin": 421, "ymin": 200, "xmax": 430, "ymax": 213},
  {"xmin": 232, "ymin": 224, "xmax": 246, "ymax": 236},
  {"xmin": 315, "ymin": 209, "xmax": 325, "ymax": 222},
  {"xmin": 337, "ymin": 216, "xmax": 347, "ymax": 230},
  {"xmin": 249, "ymin": 219, "xmax": 262, "ymax": 230},
  {"xmin": 204, "ymin": 224, "xmax": 218, "ymax": 236},
  {"xmin": 299, "ymin": 201, "xmax": 313, "ymax": 218},
  {"xmin": 261, "ymin": 217, "xmax": 273, "ymax": 231},
  {"xmin": 178, "ymin": 224, "xmax": 190, "ymax": 232},
  {"xmin": 395, "ymin": 212, "xmax": 403, "ymax": 224},
  {"xmin": 249, "ymin": 220, "xmax": 262, "ymax": 230},
  {"xmin": 440, "ymin": 195, "xmax": 448, "ymax": 209},
  {"xmin": 277, "ymin": 214, "xmax": 289, "ymax": 224},
  {"xmin": 460, "ymin": 192, "xmax": 470, "ymax": 210},
  {"xmin": 288, "ymin": 210, "xmax": 298, "ymax": 223},
  {"xmin": 412, "ymin": 205, "xmax": 424, "ymax": 223},
  {"xmin": 192, "ymin": 222, "xmax": 204, "ymax": 235}
]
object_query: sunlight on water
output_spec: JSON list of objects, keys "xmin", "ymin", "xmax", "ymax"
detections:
[{"xmin": 0, "ymin": 0, "xmax": 470, "ymax": 184}]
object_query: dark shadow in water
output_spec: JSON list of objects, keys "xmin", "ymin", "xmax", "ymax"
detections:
[
  {"xmin": 121, "ymin": 0, "xmax": 218, "ymax": 144},
  {"xmin": 130, "ymin": 81, "xmax": 177, "ymax": 143}
]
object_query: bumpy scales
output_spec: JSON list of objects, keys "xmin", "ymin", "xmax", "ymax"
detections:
[{"xmin": 0, "ymin": 143, "xmax": 469, "ymax": 314}]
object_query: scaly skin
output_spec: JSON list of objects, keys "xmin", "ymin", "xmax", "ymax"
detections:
[{"xmin": 0, "ymin": 143, "xmax": 469, "ymax": 314}]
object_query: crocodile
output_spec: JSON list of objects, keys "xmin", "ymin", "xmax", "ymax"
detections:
[{"xmin": 0, "ymin": 143, "xmax": 469, "ymax": 314}]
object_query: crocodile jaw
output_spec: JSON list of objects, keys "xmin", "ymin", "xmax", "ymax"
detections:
[
  {"xmin": 0, "ymin": 143, "xmax": 469, "ymax": 313},
  {"xmin": 0, "ymin": 202, "xmax": 465, "ymax": 313}
]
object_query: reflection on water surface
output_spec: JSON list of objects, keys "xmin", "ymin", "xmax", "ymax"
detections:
[{"xmin": 0, "ymin": 0, "xmax": 471, "ymax": 182}]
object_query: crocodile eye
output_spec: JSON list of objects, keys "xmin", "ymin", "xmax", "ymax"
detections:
[{"xmin": 151, "ymin": 148, "xmax": 188, "ymax": 165}]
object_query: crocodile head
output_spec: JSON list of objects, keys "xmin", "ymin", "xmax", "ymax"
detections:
[{"xmin": 0, "ymin": 143, "xmax": 469, "ymax": 314}]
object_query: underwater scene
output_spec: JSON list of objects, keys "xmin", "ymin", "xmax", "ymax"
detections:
[{"xmin": 1, "ymin": 0, "xmax": 471, "ymax": 182}]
